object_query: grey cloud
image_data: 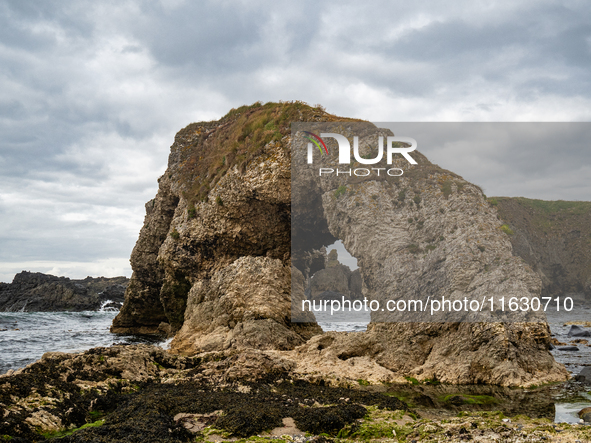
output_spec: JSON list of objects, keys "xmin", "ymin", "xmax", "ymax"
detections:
[
  {"xmin": 377, "ymin": 123, "xmax": 591, "ymax": 201},
  {"xmin": 0, "ymin": 0, "xmax": 590, "ymax": 282},
  {"xmin": 130, "ymin": 1, "xmax": 322, "ymax": 72}
]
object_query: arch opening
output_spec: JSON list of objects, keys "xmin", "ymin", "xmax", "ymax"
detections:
[{"xmin": 305, "ymin": 240, "xmax": 370, "ymax": 332}]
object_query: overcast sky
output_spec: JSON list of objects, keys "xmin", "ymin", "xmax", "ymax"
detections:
[{"xmin": 1, "ymin": 1, "xmax": 590, "ymax": 283}]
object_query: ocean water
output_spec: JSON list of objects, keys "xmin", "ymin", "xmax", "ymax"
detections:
[
  {"xmin": 0, "ymin": 307, "xmax": 166, "ymax": 374},
  {"xmin": 317, "ymin": 294, "xmax": 591, "ymax": 424},
  {"xmin": 315, "ymin": 309, "xmax": 371, "ymax": 332}
]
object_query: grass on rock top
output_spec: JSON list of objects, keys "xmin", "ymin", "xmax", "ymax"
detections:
[
  {"xmin": 173, "ymin": 101, "xmax": 362, "ymax": 205},
  {"xmin": 494, "ymin": 196, "xmax": 591, "ymax": 236},
  {"xmin": 502, "ymin": 197, "xmax": 591, "ymax": 215}
]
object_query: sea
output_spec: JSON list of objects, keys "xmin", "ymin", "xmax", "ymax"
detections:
[
  {"xmin": 1, "ymin": 295, "xmax": 590, "ymax": 423},
  {"xmin": 0, "ymin": 303, "xmax": 168, "ymax": 374}
]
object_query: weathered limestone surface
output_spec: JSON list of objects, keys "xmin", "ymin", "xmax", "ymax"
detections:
[
  {"xmin": 290, "ymin": 121, "xmax": 567, "ymax": 386},
  {"xmin": 112, "ymin": 103, "xmax": 568, "ymax": 387},
  {"xmin": 112, "ymin": 103, "xmax": 322, "ymax": 346},
  {"xmin": 172, "ymin": 255, "xmax": 316, "ymax": 354},
  {"xmin": 111, "ymin": 178, "xmax": 178, "ymax": 333}
]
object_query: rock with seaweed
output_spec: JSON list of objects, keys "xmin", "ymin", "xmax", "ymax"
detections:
[{"xmin": 2, "ymin": 344, "xmax": 588, "ymax": 442}]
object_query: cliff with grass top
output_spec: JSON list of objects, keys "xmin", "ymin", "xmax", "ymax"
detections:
[
  {"xmin": 112, "ymin": 102, "xmax": 568, "ymax": 387},
  {"xmin": 492, "ymin": 197, "xmax": 591, "ymax": 297}
]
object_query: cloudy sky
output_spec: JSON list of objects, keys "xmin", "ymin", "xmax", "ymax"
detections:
[{"xmin": 0, "ymin": 1, "xmax": 589, "ymax": 282}]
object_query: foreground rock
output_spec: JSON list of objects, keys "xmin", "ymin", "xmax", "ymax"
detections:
[
  {"xmin": 0, "ymin": 345, "xmax": 406, "ymax": 441},
  {"xmin": 568, "ymin": 325, "xmax": 591, "ymax": 337},
  {"xmin": 112, "ymin": 102, "xmax": 567, "ymax": 388},
  {"xmin": 0, "ymin": 272, "xmax": 128, "ymax": 312},
  {"xmin": 0, "ymin": 345, "xmax": 588, "ymax": 442}
]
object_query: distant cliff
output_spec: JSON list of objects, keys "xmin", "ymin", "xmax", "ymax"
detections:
[
  {"xmin": 493, "ymin": 197, "xmax": 591, "ymax": 297},
  {"xmin": 0, "ymin": 271, "xmax": 128, "ymax": 312}
]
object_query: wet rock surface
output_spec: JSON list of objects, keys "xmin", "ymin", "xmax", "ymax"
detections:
[
  {"xmin": 0, "ymin": 345, "xmax": 406, "ymax": 442},
  {"xmin": 0, "ymin": 272, "xmax": 128, "ymax": 312},
  {"xmin": 568, "ymin": 325, "xmax": 591, "ymax": 337},
  {"xmin": 577, "ymin": 366, "xmax": 591, "ymax": 385},
  {"xmin": 1, "ymin": 344, "xmax": 590, "ymax": 442}
]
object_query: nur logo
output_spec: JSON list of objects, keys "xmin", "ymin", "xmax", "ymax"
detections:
[
  {"xmin": 304, "ymin": 132, "xmax": 417, "ymax": 165},
  {"xmin": 303, "ymin": 131, "xmax": 418, "ymax": 177}
]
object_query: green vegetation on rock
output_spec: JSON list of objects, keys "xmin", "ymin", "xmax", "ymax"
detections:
[
  {"xmin": 40, "ymin": 419, "xmax": 105, "ymax": 439},
  {"xmin": 175, "ymin": 101, "xmax": 360, "ymax": 205},
  {"xmin": 334, "ymin": 185, "xmax": 347, "ymax": 199},
  {"xmin": 499, "ymin": 224, "xmax": 514, "ymax": 235}
]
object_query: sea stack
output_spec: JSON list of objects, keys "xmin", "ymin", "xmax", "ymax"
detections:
[{"xmin": 112, "ymin": 102, "xmax": 568, "ymax": 387}]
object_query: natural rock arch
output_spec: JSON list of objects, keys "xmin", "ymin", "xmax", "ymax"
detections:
[{"xmin": 113, "ymin": 102, "xmax": 568, "ymax": 386}]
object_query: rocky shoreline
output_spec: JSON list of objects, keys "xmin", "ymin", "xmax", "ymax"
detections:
[
  {"xmin": 0, "ymin": 272, "xmax": 128, "ymax": 312},
  {"xmin": 3, "ymin": 102, "xmax": 591, "ymax": 441},
  {"xmin": 1, "ymin": 344, "xmax": 591, "ymax": 442}
]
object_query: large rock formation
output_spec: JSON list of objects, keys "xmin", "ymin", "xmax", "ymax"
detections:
[
  {"xmin": 112, "ymin": 102, "xmax": 568, "ymax": 386},
  {"xmin": 112, "ymin": 102, "xmax": 324, "ymax": 345},
  {"xmin": 0, "ymin": 271, "xmax": 128, "ymax": 312},
  {"xmin": 493, "ymin": 197, "xmax": 591, "ymax": 297},
  {"xmin": 289, "ymin": 120, "xmax": 566, "ymax": 386}
]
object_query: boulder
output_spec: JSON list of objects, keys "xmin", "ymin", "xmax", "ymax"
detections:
[
  {"xmin": 557, "ymin": 346, "xmax": 579, "ymax": 351},
  {"xmin": 575, "ymin": 366, "xmax": 591, "ymax": 385},
  {"xmin": 567, "ymin": 325, "xmax": 591, "ymax": 337},
  {"xmin": 309, "ymin": 264, "xmax": 351, "ymax": 301},
  {"xmin": 579, "ymin": 407, "xmax": 591, "ymax": 423}
]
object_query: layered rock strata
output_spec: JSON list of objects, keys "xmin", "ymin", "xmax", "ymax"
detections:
[
  {"xmin": 112, "ymin": 102, "xmax": 568, "ymax": 386},
  {"xmin": 112, "ymin": 102, "xmax": 326, "ymax": 345}
]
